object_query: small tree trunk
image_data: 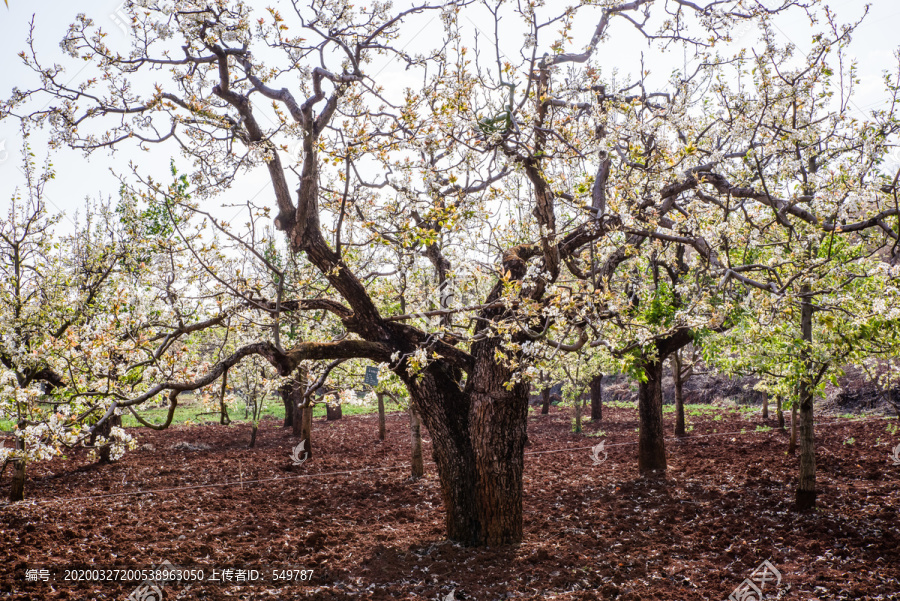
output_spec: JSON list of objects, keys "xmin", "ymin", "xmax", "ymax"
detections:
[
  {"xmin": 280, "ymin": 383, "xmax": 294, "ymax": 428},
  {"xmin": 92, "ymin": 413, "xmax": 122, "ymax": 464},
  {"xmin": 9, "ymin": 459, "xmax": 25, "ymax": 502},
  {"xmin": 673, "ymin": 352, "xmax": 686, "ymax": 438},
  {"xmin": 796, "ymin": 389, "xmax": 816, "ymax": 510},
  {"xmin": 590, "ymin": 374, "xmax": 603, "ymax": 421},
  {"xmin": 573, "ymin": 393, "xmax": 583, "ymax": 433},
  {"xmin": 795, "ymin": 287, "xmax": 817, "ymax": 511},
  {"xmin": 541, "ymin": 385, "xmax": 550, "ymax": 415},
  {"xmin": 762, "ymin": 394, "xmax": 769, "ymax": 420},
  {"xmin": 788, "ymin": 403, "xmax": 798, "ymax": 454},
  {"xmin": 220, "ymin": 369, "xmax": 231, "ymax": 426},
  {"xmin": 638, "ymin": 356, "xmax": 667, "ymax": 475},
  {"xmin": 298, "ymin": 403, "xmax": 313, "ymax": 458},
  {"xmin": 777, "ymin": 396, "xmax": 785, "ymax": 431},
  {"xmin": 377, "ymin": 393, "xmax": 386, "ymax": 441},
  {"xmin": 409, "ymin": 406, "xmax": 424, "ymax": 479},
  {"xmin": 291, "ymin": 397, "xmax": 304, "ymax": 437},
  {"xmin": 326, "ymin": 403, "xmax": 343, "ymax": 421},
  {"xmin": 248, "ymin": 423, "xmax": 258, "ymax": 448}
]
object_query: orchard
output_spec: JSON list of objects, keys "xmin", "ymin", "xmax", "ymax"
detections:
[{"xmin": 0, "ymin": 0, "xmax": 899, "ymax": 599}]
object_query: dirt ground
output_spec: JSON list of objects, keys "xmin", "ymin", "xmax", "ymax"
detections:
[{"xmin": 1, "ymin": 405, "xmax": 898, "ymax": 600}]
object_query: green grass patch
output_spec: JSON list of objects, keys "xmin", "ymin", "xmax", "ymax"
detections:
[
  {"xmin": 606, "ymin": 400, "xmax": 636, "ymax": 409},
  {"xmin": 121, "ymin": 396, "xmax": 406, "ymax": 428}
]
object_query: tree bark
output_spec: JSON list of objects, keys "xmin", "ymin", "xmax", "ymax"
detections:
[
  {"xmin": 406, "ymin": 370, "xmax": 481, "ymax": 545},
  {"xmin": 280, "ymin": 382, "xmax": 294, "ymax": 428},
  {"xmin": 777, "ymin": 396, "xmax": 785, "ymax": 431},
  {"xmin": 638, "ymin": 356, "xmax": 667, "ymax": 475},
  {"xmin": 377, "ymin": 393, "xmax": 386, "ymax": 441},
  {"xmin": 573, "ymin": 392, "xmax": 583, "ymax": 434},
  {"xmin": 298, "ymin": 403, "xmax": 313, "ymax": 458},
  {"xmin": 249, "ymin": 423, "xmax": 258, "ymax": 448},
  {"xmin": 468, "ymin": 336, "xmax": 529, "ymax": 546},
  {"xmin": 590, "ymin": 374, "xmax": 603, "ymax": 421},
  {"xmin": 796, "ymin": 287, "xmax": 817, "ymax": 511},
  {"xmin": 673, "ymin": 351, "xmax": 686, "ymax": 438},
  {"xmin": 288, "ymin": 373, "xmax": 312, "ymax": 456},
  {"xmin": 92, "ymin": 413, "xmax": 122, "ymax": 464},
  {"xmin": 762, "ymin": 394, "xmax": 769, "ymax": 420},
  {"xmin": 540, "ymin": 385, "xmax": 550, "ymax": 415},
  {"xmin": 788, "ymin": 403, "xmax": 798, "ymax": 454},
  {"xmin": 409, "ymin": 406, "xmax": 424, "ymax": 479},
  {"xmin": 9, "ymin": 459, "xmax": 25, "ymax": 502},
  {"xmin": 220, "ymin": 369, "xmax": 231, "ymax": 426}
]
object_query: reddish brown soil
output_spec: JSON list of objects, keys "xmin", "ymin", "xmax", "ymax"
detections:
[{"xmin": 1, "ymin": 407, "xmax": 899, "ymax": 600}]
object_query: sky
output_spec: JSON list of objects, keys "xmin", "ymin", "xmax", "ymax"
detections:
[{"xmin": 0, "ymin": 0, "xmax": 897, "ymax": 233}]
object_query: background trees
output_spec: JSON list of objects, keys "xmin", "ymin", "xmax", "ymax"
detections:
[{"xmin": 0, "ymin": 139, "xmax": 130, "ymax": 499}]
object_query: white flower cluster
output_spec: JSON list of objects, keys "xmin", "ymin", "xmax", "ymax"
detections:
[
  {"xmin": 13, "ymin": 417, "xmax": 84, "ymax": 462},
  {"xmin": 88, "ymin": 426, "xmax": 136, "ymax": 462}
]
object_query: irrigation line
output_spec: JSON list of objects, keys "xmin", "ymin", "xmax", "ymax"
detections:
[{"xmin": 9, "ymin": 414, "xmax": 897, "ymax": 508}]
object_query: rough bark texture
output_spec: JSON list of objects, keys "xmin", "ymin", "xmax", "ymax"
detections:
[
  {"xmin": 407, "ymin": 370, "xmax": 481, "ymax": 545},
  {"xmin": 777, "ymin": 396, "xmax": 785, "ymax": 431},
  {"xmin": 409, "ymin": 407, "xmax": 424, "ymax": 480},
  {"xmin": 590, "ymin": 374, "xmax": 603, "ymax": 421},
  {"xmin": 377, "ymin": 393, "xmax": 386, "ymax": 441},
  {"xmin": 248, "ymin": 424, "xmax": 258, "ymax": 448},
  {"xmin": 541, "ymin": 385, "xmax": 550, "ymax": 415},
  {"xmin": 468, "ymin": 337, "xmax": 529, "ymax": 546},
  {"xmin": 638, "ymin": 357, "xmax": 667, "ymax": 475},
  {"xmin": 762, "ymin": 394, "xmax": 769, "ymax": 420}
]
